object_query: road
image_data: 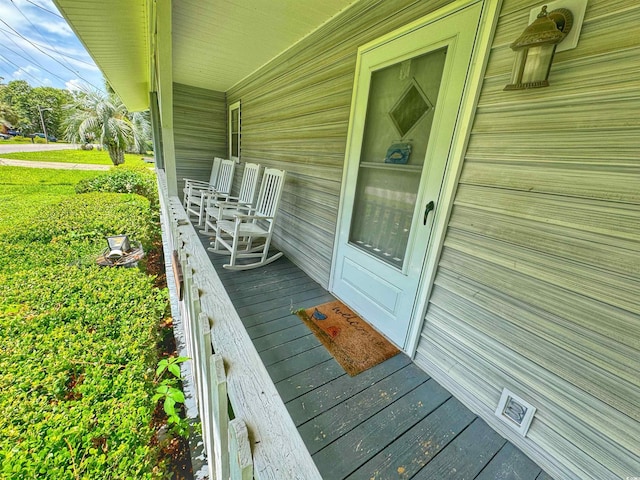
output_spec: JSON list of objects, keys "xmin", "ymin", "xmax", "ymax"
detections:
[{"xmin": 0, "ymin": 142, "xmax": 75, "ymax": 154}]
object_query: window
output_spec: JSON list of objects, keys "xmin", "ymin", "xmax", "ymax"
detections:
[{"xmin": 228, "ymin": 100, "xmax": 241, "ymax": 162}]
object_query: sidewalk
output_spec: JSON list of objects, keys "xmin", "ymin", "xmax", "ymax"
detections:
[{"xmin": 0, "ymin": 158, "xmax": 110, "ymax": 171}]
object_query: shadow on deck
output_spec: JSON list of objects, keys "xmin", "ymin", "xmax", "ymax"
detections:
[{"xmin": 198, "ymin": 232, "xmax": 552, "ymax": 480}]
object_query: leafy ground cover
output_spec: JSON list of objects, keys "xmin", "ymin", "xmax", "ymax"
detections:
[
  {"xmin": 0, "ymin": 149, "xmax": 150, "ymax": 167},
  {"xmin": 0, "ymin": 166, "xmax": 178, "ymax": 479}
]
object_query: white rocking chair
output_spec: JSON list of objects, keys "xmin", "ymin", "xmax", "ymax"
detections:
[
  {"xmin": 185, "ymin": 159, "xmax": 235, "ymax": 226},
  {"xmin": 182, "ymin": 157, "xmax": 222, "ymax": 208},
  {"xmin": 211, "ymin": 168, "xmax": 286, "ymax": 270},
  {"xmin": 201, "ymin": 162, "xmax": 261, "ymax": 236}
]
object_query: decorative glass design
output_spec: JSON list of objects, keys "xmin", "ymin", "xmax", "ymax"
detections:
[{"xmin": 389, "ymin": 79, "xmax": 433, "ymax": 139}]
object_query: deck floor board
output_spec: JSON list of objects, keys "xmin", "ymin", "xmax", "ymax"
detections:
[
  {"xmin": 246, "ymin": 315, "xmax": 307, "ymax": 339},
  {"xmin": 197, "ymin": 232, "xmax": 553, "ymax": 479},
  {"xmin": 345, "ymin": 397, "xmax": 476, "ymax": 480},
  {"xmin": 287, "ymin": 354, "xmax": 412, "ymax": 426},
  {"xmin": 312, "ymin": 380, "xmax": 451, "ymax": 479},
  {"xmin": 475, "ymin": 443, "xmax": 542, "ymax": 480},
  {"xmin": 299, "ymin": 365, "xmax": 428, "ymax": 454},
  {"xmin": 275, "ymin": 359, "xmax": 347, "ymax": 403}
]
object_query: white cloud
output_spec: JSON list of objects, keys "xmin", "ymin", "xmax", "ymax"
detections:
[
  {"xmin": 65, "ymin": 78, "xmax": 86, "ymax": 91},
  {"xmin": 38, "ymin": 20, "xmax": 74, "ymax": 38},
  {"xmin": 13, "ymin": 65, "xmax": 41, "ymax": 77}
]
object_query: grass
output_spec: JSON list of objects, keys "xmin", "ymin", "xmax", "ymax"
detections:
[
  {"xmin": 0, "ymin": 167, "xmax": 102, "ymax": 233},
  {"xmin": 0, "ymin": 164, "xmax": 169, "ymax": 478},
  {"xmin": 0, "ymin": 148, "xmax": 151, "ymax": 167}
]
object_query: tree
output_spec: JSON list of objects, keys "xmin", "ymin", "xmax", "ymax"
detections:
[
  {"xmin": 30, "ymin": 87, "xmax": 73, "ymax": 138},
  {"xmin": 0, "ymin": 80, "xmax": 32, "ymax": 132},
  {"xmin": 64, "ymin": 89, "xmax": 149, "ymax": 166},
  {"xmin": 129, "ymin": 111, "xmax": 152, "ymax": 154},
  {"xmin": 0, "ymin": 81, "xmax": 71, "ymax": 136},
  {"xmin": 0, "ymin": 102, "xmax": 19, "ymax": 127}
]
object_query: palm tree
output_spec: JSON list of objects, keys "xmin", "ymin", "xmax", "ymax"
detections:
[
  {"xmin": 129, "ymin": 111, "xmax": 152, "ymax": 154},
  {"xmin": 64, "ymin": 89, "xmax": 149, "ymax": 166}
]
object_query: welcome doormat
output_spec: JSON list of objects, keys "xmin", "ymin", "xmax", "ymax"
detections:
[{"xmin": 295, "ymin": 300, "xmax": 400, "ymax": 376}]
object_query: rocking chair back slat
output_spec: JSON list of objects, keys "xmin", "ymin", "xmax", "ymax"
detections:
[
  {"xmin": 208, "ymin": 157, "xmax": 223, "ymax": 185},
  {"xmin": 216, "ymin": 159, "xmax": 236, "ymax": 195},
  {"xmin": 255, "ymin": 169, "xmax": 285, "ymax": 218},
  {"xmin": 237, "ymin": 163, "xmax": 261, "ymax": 205}
]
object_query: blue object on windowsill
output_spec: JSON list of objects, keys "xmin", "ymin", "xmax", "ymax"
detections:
[{"xmin": 384, "ymin": 143, "xmax": 411, "ymax": 164}]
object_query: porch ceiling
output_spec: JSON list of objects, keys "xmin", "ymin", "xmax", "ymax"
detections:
[
  {"xmin": 172, "ymin": 0, "xmax": 357, "ymax": 92},
  {"xmin": 54, "ymin": 0, "xmax": 357, "ymax": 110}
]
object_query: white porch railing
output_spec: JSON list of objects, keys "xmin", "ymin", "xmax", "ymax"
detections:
[{"xmin": 157, "ymin": 170, "xmax": 321, "ymax": 480}]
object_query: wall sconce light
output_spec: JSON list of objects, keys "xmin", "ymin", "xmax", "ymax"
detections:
[{"xmin": 504, "ymin": 5, "xmax": 573, "ymax": 90}]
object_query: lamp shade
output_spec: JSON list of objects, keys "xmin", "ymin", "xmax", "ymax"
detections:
[
  {"xmin": 106, "ymin": 235, "xmax": 131, "ymax": 258},
  {"xmin": 505, "ymin": 6, "xmax": 573, "ymax": 90}
]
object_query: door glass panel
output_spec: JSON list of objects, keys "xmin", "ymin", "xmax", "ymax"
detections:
[{"xmin": 349, "ymin": 47, "xmax": 447, "ymax": 268}]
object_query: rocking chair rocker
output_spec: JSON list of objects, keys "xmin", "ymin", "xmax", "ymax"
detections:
[{"xmin": 211, "ymin": 168, "xmax": 286, "ymax": 270}]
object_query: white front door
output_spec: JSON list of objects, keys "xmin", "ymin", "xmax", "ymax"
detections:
[{"xmin": 331, "ymin": 3, "xmax": 482, "ymax": 348}]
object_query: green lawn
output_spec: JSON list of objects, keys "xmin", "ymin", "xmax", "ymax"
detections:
[
  {"xmin": 0, "ymin": 167, "xmax": 100, "ymax": 235},
  {"xmin": 0, "ymin": 148, "xmax": 152, "ymax": 167}
]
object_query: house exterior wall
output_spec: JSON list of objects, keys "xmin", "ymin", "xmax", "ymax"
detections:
[
  {"xmin": 173, "ymin": 83, "xmax": 227, "ymax": 193},
  {"xmin": 413, "ymin": 1, "xmax": 640, "ymax": 479},
  {"xmin": 198, "ymin": 0, "xmax": 637, "ymax": 478},
  {"xmin": 227, "ymin": 0, "xmax": 460, "ymax": 286}
]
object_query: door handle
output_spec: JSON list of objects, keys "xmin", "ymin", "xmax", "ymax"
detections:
[{"xmin": 423, "ymin": 201, "xmax": 435, "ymax": 225}]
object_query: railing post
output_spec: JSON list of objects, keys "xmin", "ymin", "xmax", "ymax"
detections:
[
  {"xmin": 229, "ymin": 419, "xmax": 253, "ymax": 480},
  {"xmin": 197, "ymin": 312, "xmax": 214, "ymax": 472},
  {"xmin": 187, "ymin": 284, "xmax": 201, "ymax": 402},
  {"xmin": 209, "ymin": 353, "xmax": 230, "ymax": 480},
  {"xmin": 180, "ymin": 265, "xmax": 194, "ymax": 360}
]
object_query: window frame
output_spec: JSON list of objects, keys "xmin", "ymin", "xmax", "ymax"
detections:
[{"xmin": 228, "ymin": 100, "xmax": 241, "ymax": 162}]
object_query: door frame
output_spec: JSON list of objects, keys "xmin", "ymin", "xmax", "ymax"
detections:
[{"xmin": 329, "ymin": 0, "xmax": 502, "ymax": 355}]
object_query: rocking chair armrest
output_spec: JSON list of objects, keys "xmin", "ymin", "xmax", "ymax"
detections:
[
  {"xmin": 216, "ymin": 200, "xmax": 251, "ymax": 210},
  {"xmin": 183, "ymin": 178, "xmax": 212, "ymax": 187},
  {"xmin": 233, "ymin": 213, "xmax": 274, "ymax": 222},
  {"xmin": 202, "ymin": 188, "xmax": 228, "ymax": 199}
]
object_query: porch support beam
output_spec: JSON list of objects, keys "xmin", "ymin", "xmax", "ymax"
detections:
[{"xmin": 155, "ymin": 0, "xmax": 178, "ymax": 195}]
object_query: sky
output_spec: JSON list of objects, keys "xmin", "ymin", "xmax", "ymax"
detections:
[{"xmin": 0, "ymin": 0, "xmax": 104, "ymax": 92}]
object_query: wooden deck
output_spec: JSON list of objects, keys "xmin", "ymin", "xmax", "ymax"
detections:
[{"xmin": 198, "ymin": 232, "xmax": 553, "ymax": 480}]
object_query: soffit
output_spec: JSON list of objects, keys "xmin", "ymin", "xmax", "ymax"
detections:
[{"xmin": 54, "ymin": 0, "xmax": 150, "ymax": 111}]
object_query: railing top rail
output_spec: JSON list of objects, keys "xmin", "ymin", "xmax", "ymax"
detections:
[{"xmin": 157, "ymin": 169, "xmax": 321, "ymax": 480}]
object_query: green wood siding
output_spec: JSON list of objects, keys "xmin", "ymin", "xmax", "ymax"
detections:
[
  {"xmin": 413, "ymin": 1, "xmax": 640, "ymax": 479},
  {"xmin": 173, "ymin": 83, "xmax": 227, "ymax": 192},
  {"xmin": 182, "ymin": 0, "xmax": 638, "ymax": 478},
  {"xmin": 226, "ymin": 0, "xmax": 460, "ymax": 287}
]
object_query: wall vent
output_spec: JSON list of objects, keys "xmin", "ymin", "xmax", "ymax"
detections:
[{"xmin": 495, "ymin": 388, "xmax": 536, "ymax": 437}]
